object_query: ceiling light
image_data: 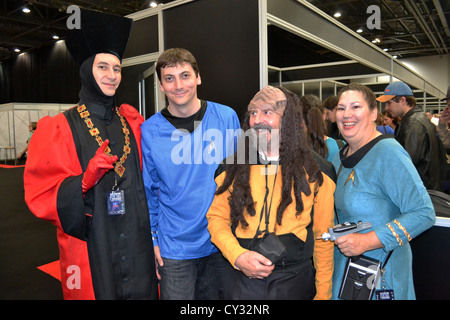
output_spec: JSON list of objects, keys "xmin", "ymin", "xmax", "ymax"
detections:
[
  {"xmin": 22, "ymin": 8, "xmax": 31, "ymax": 13},
  {"xmin": 334, "ymin": 12, "xmax": 341, "ymax": 18},
  {"xmin": 52, "ymin": 35, "xmax": 59, "ymax": 40},
  {"xmin": 393, "ymin": 55, "xmax": 398, "ymax": 59},
  {"xmin": 356, "ymin": 28, "xmax": 363, "ymax": 33},
  {"xmin": 14, "ymin": 48, "xmax": 21, "ymax": 53},
  {"xmin": 150, "ymin": 2, "xmax": 158, "ymax": 8},
  {"xmin": 383, "ymin": 48, "xmax": 389, "ymax": 52},
  {"xmin": 372, "ymin": 38, "xmax": 381, "ymax": 44}
]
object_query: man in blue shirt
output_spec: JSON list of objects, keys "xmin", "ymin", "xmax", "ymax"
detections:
[{"xmin": 141, "ymin": 48, "xmax": 240, "ymax": 299}]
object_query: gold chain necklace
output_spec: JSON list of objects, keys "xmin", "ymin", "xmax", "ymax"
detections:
[{"xmin": 77, "ymin": 104, "xmax": 130, "ymax": 177}]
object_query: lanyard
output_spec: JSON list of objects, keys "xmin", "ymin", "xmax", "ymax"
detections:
[{"xmin": 253, "ymin": 163, "xmax": 279, "ymax": 240}]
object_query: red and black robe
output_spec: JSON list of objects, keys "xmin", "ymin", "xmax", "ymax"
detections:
[{"xmin": 24, "ymin": 103, "xmax": 158, "ymax": 300}]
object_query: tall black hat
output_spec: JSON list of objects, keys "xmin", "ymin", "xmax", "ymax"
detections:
[{"xmin": 66, "ymin": 8, "xmax": 133, "ymax": 65}]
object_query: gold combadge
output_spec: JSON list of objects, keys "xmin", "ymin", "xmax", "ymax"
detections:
[{"xmin": 344, "ymin": 169, "xmax": 355, "ymax": 185}]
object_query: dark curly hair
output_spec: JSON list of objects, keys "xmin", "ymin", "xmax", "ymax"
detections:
[{"xmin": 215, "ymin": 86, "xmax": 323, "ymax": 228}]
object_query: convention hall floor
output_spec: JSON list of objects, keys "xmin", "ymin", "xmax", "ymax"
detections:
[
  {"xmin": 1, "ymin": 163, "xmax": 448, "ymax": 300},
  {"xmin": 0, "ymin": 165, "xmax": 63, "ymax": 300}
]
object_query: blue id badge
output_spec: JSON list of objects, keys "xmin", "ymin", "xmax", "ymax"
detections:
[
  {"xmin": 107, "ymin": 189, "xmax": 125, "ymax": 215},
  {"xmin": 375, "ymin": 289, "xmax": 395, "ymax": 300}
]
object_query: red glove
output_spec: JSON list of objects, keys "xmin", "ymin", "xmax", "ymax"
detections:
[{"xmin": 82, "ymin": 139, "xmax": 118, "ymax": 193}]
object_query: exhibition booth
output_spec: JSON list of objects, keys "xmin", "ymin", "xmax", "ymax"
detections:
[{"xmin": 0, "ymin": 103, "xmax": 72, "ymax": 163}]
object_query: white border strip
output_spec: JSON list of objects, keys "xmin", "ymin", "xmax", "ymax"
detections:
[{"xmin": 435, "ymin": 217, "xmax": 450, "ymax": 228}]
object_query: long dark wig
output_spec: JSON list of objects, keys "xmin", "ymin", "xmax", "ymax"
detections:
[{"xmin": 215, "ymin": 86, "xmax": 324, "ymax": 228}]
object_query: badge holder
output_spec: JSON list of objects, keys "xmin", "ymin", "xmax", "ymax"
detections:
[
  {"xmin": 107, "ymin": 177, "xmax": 125, "ymax": 216},
  {"xmin": 375, "ymin": 268, "xmax": 395, "ymax": 300}
]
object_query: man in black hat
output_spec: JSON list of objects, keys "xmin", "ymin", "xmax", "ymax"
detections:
[{"xmin": 24, "ymin": 8, "xmax": 158, "ymax": 300}]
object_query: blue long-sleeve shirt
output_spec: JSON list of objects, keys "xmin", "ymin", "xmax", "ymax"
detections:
[{"xmin": 141, "ymin": 101, "xmax": 241, "ymax": 259}]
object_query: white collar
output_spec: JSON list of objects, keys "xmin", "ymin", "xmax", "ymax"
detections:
[{"xmin": 258, "ymin": 150, "xmax": 279, "ymax": 162}]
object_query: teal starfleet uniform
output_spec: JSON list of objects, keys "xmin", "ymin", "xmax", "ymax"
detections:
[{"xmin": 331, "ymin": 135, "xmax": 435, "ymax": 300}]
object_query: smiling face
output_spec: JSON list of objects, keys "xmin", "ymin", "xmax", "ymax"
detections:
[
  {"xmin": 92, "ymin": 53, "xmax": 122, "ymax": 96},
  {"xmin": 336, "ymin": 89, "xmax": 378, "ymax": 150},
  {"xmin": 159, "ymin": 62, "xmax": 201, "ymax": 115},
  {"xmin": 248, "ymin": 86, "xmax": 286, "ymax": 156}
]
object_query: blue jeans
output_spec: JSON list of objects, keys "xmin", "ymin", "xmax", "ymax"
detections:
[{"xmin": 158, "ymin": 251, "xmax": 225, "ymax": 300}]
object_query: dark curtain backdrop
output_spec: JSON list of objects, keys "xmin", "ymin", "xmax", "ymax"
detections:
[
  {"xmin": 0, "ymin": 40, "xmax": 80, "ymax": 104},
  {"xmin": 163, "ymin": 0, "xmax": 260, "ymax": 120},
  {"xmin": 0, "ymin": 0, "xmax": 260, "ymax": 121}
]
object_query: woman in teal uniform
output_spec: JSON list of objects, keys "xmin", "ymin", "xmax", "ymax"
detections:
[{"xmin": 331, "ymin": 84, "xmax": 435, "ymax": 300}]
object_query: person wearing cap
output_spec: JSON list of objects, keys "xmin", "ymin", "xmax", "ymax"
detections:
[
  {"xmin": 377, "ymin": 81, "xmax": 446, "ymax": 191},
  {"xmin": 24, "ymin": 9, "xmax": 158, "ymax": 300},
  {"xmin": 140, "ymin": 48, "xmax": 241, "ymax": 299}
]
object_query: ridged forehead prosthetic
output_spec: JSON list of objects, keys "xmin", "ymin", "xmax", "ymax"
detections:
[{"xmin": 248, "ymin": 86, "xmax": 286, "ymax": 115}]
